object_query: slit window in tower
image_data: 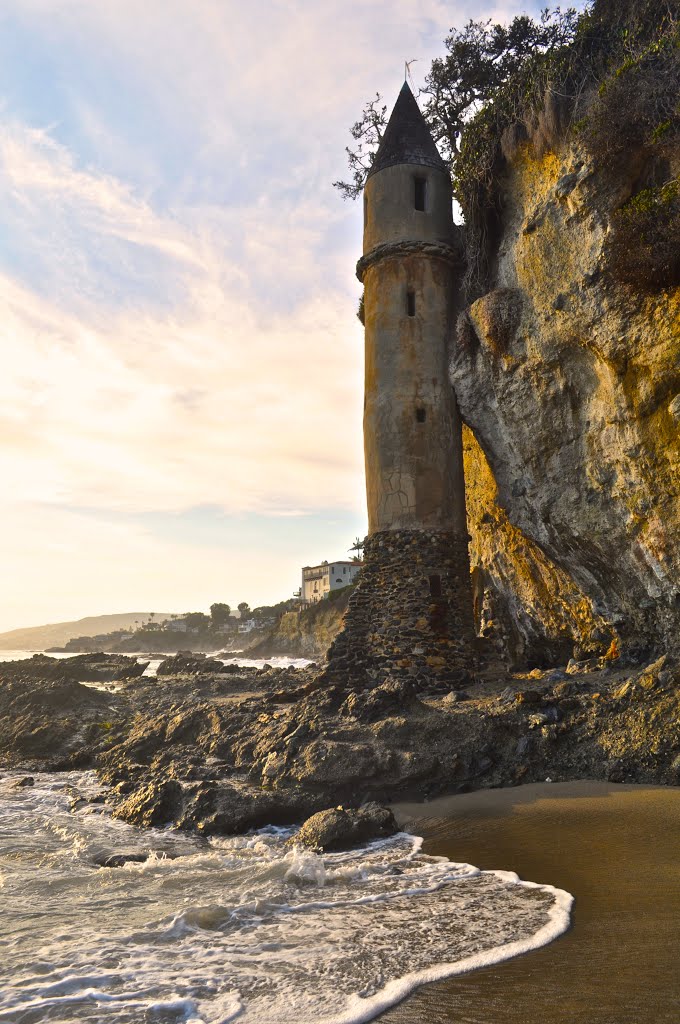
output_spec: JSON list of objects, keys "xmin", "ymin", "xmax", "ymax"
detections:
[
  {"xmin": 416, "ymin": 407, "xmax": 426, "ymax": 423},
  {"xmin": 429, "ymin": 574, "xmax": 442, "ymax": 598},
  {"xmin": 407, "ymin": 290, "xmax": 416, "ymax": 317},
  {"xmin": 414, "ymin": 175, "xmax": 427, "ymax": 211}
]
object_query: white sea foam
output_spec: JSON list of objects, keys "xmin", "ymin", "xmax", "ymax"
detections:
[
  {"xmin": 0, "ymin": 649, "xmax": 313, "ymax": 677},
  {"xmin": 138, "ymin": 652, "xmax": 313, "ymax": 677},
  {"xmin": 0, "ymin": 771, "xmax": 573, "ymax": 1023}
]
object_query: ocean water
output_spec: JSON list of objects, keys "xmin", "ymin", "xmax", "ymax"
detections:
[
  {"xmin": 0, "ymin": 650, "xmax": 84, "ymax": 662},
  {"xmin": 0, "ymin": 772, "xmax": 572, "ymax": 1024},
  {"xmin": 0, "ymin": 651, "xmax": 312, "ymax": 677}
]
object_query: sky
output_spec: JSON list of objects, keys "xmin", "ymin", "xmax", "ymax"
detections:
[{"xmin": 0, "ymin": 0, "xmax": 564, "ymax": 630}]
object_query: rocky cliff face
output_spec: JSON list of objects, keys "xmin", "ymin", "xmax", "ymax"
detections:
[
  {"xmin": 453, "ymin": 135, "xmax": 679, "ymax": 666},
  {"xmin": 250, "ymin": 591, "xmax": 351, "ymax": 659},
  {"xmin": 462, "ymin": 427, "xmax": 614, "ymax": 669}
]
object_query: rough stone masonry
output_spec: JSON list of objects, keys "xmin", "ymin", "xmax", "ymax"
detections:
[{"xmin": 322, "ymin": 83, "xmax": 477, "ymax": 691}]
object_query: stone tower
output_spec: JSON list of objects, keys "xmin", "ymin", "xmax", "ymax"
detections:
[
  {"xmin": 360, "ymin": 81, "xmax": 466, "ymax": 535},
  {"xmin": 322, "ymin": 83, "xmax": 476, "ymax": 692}
]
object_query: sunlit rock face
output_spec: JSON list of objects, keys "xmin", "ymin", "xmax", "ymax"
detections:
[
  {"xmin": 462, "ymin": 427, "xmax": 614, "ymax": 670},
  {"xmin": 453, "ymin": 140, "xmax": 680, "ymax": 664}
]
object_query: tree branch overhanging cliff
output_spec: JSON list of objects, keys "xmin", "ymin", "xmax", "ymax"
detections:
[{"xmin": 336, "ymin": 0, "xmax": 680, "ymax": 297}]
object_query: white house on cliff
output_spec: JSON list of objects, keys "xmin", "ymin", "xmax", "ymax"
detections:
[{"xmin": 301, "ymin": 560, "xmax": 362, "ymax": 605}]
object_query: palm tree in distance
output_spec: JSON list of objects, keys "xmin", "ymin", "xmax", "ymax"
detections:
[{"xmin": 349, "ymin": 537, "xmax": 364, "ymax": 562}]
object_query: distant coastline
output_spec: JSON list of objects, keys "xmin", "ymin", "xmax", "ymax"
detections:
[
  {"xmin": 2, "ymin": 591, "xmax": 352, "ymax": 660},
  {"xmin": 0, "ymin": 612, "xmax": 175, "ymax": 653}
]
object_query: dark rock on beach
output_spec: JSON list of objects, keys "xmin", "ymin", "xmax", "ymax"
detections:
[
  {"xmin": 289, "ymin": 803, "xmax": 398, "ymax": 852},
  {"xmin": 340, "ymin": 678, "xmax": 422, "ymax": 722},
  {"xmin": 0, "ymin": 653, "xmax": 147, "ymax": 684},
  {"xmin": 95, "ymin": 852, "xmax": 150, "ymax": 868},
  {"xmin": 1, "ymin": 650, "xmax": 679, "ymax": 837},
  {"xmin": 113, "ymin": 778, "xmax": 184, "ymax": 828},
  {"xmin": 0, "ymin": 673, "xmax": 121, "ymax": 767},
  {"xmin": 156, "ymin": 654, "xmax": 226, "ymax": 676}
]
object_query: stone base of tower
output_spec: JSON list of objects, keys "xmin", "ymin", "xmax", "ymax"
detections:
[{"xmin": 318, "ymin": 528, "xmax": 478, "ymax": 692}]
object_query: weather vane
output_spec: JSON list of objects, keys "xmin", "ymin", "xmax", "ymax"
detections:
[{"xmin": 405, "ymin": 59, "xmax": 419, "ymax": 86}]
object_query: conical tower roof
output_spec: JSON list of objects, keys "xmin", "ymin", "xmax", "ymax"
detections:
[{"xmin": 367, "ymin": 82, "xmax": 447, "ymax": 180}]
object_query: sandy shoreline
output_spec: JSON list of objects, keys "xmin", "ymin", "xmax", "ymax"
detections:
[{"xmin": 384, "ymin": 781, "xmax": 680, "ymax": 1023}]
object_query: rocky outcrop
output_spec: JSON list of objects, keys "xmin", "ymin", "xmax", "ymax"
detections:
[
  {"xmin": 156, "ymin": 654, "xmax": 225, "ymax": 676},
  {"xmin": 113, "ymin": 778, "xmax": 184, "ymax": 828},
  {"xmin": 453, "ymin": 134, "xmax": 679, "ymax": 665},
  {"xmin": 3, "ymin": 656, "xmax": 680, "ymax": 834},
  {"xmin": 0, "ymin": 675, "xmax": 120, "ymax": 767},
  {"xmin": 463, "ymin": 428, "xmax": 615, "ymax": 669},
  {"xmin": 289, "ymin": 803, "xmax": 398, "ymax": 851},
  {"xmin": 0, "ymin": 653, "xmax": 147, "ymax": 683},
  {"xmin": 249, "ymin": 591, "xmax": 351, "ymax": 659}
]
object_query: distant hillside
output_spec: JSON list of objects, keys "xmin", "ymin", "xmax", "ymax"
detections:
[{"xmin": 0, "ymin": 613, "xmax": 175, "ymax": 651}]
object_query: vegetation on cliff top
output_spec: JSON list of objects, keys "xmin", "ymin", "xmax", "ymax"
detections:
[
  {"xmin": 334, "ymin": 8, "xmax": 579, "ymax": 203},
  {"xmin": 337, "ymin": 0, "xmax": 679, "ymax": 296}
]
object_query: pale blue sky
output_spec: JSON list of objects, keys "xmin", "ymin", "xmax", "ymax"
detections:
[{"xmin": 0, "ymin": 0, "xmax": 574, "ymax": 630}]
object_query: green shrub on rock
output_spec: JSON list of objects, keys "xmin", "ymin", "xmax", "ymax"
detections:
[{"xmin": 607, "ymin": 179, "xmax": 680, "ymax": 290}]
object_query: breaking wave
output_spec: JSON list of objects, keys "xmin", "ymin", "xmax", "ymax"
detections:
[{"xmin": 0, "ymin": 772, "xmax": 572, "ymax": 1023}]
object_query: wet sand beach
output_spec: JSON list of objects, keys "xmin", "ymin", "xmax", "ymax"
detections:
[{"xmin": 389, "ymin": 782, "xmax": 680, "ymax": 1024}]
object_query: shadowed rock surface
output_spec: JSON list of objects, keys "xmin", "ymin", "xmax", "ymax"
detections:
[
  {"xmin": 289, "ymin": 803, "xmax": 398, "ymax": 851},
  {"xmin": 1, "ymin": 652, "xmax": 679, "ymax": 836},
  {"xmin": 156, "ymin": 654, "xmax": 226, "ymax": 676},
  {"xmin": 0, "ymin": 654, "xmax": 147, "ymax": 683}
]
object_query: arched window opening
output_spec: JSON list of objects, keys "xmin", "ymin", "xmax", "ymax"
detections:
[{"xmin": 407, "ymin": 291, "xmax": 416, "ymax": 317}]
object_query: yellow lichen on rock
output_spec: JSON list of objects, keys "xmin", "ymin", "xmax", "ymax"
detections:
[
  {"xmin": 452, "ymin": 134, "xmax": 680, "ymax": 659},
  {"xmin": 463, "ymin": 426, "xmax": 611, "ymax": 667}
]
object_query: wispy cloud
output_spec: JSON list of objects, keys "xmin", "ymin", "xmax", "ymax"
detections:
[
  {"xmin": 0, "ymin": 0, "xmax": 569, "ymax": 628},
  {"xmin": 0, "ymin": 255, "xmax": 364, "ymax": 517}
]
